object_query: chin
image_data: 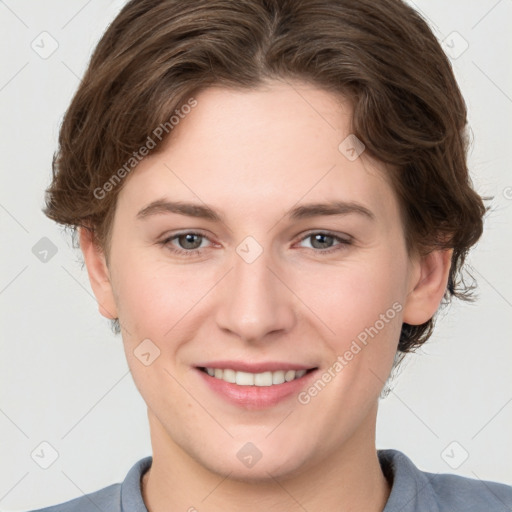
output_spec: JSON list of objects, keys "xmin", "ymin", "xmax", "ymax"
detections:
[
  {"xmin": 194, "ymin": 440, "xmax": 314, "ymax": 483},
  {"xmin": 208, "ymin": 457, "xmax": 307, "ymax": 483}
]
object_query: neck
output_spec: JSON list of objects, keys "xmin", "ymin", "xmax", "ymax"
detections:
[{"xmin": 141, "ymin": 404, "xmax": 390, "ymax": 512}]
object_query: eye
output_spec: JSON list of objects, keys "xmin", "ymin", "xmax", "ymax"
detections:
[
  {"xmin": 296, "ymin": 231, "xmax": 352, "ymax": 255},
  {"xmin": 159, "ymin": 231, "xmax": 212, "ymax": 258}
]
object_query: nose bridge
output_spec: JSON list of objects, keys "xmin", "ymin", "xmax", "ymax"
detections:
[{"xmin": 215, "ymin": 238, "xmax": 295, "ymax": 341}]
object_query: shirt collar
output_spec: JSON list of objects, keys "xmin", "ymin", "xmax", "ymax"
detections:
[
  {"xmin": 379, "ymin": 449, "xmax": 440, "ymax": 512},
  {"xmin": 121, "ymin": 455, "xmax": 152, "ymax": 512}
]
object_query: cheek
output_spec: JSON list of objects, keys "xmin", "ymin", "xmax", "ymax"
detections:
[
  {"xmin": 325, "ymin": 255, "xmax": 407, "ymax": 392},
  {"xmin": 110, "ymin": 252, "xmax": 190, "ymax": 339},
  {"xmin": 296, "ymin": 256, "xmax": 406, "ymax": 347}
]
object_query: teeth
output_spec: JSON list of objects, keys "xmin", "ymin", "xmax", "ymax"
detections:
[
  {"xmin": 272, "ymin": 370, "xmax": 285, "ymax": 384},
  {"xmin": 236, "ymin": 371, "xmax": 255, "ymax": 386},
  {"xmin": 222, "ymin": 368, "xmax": 236, "ymax": 383},
  {"xmin": 285, "ymin": 370, "xmax": 296, "ymax": 382},
  {"xmin": 204, "ymin": 368, "xmax": 308, "ymax": 386}
]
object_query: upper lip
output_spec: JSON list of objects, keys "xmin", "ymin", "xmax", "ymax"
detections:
[{"xmin": 196, "ymin": 361, "xmax": 317, "ymax": 373}]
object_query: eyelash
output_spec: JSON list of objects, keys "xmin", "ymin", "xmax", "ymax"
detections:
[{"xmin": 159, "ymin": 230, "xmax": 353, "ymax": 258}]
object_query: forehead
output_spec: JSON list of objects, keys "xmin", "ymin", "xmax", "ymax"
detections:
[{"xmin": 116, "ymin": 81, "xmax": 398, "ymax": 224}]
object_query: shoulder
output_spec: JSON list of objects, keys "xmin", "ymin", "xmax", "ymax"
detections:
[
  {"xmin": 23, "ymin": 455, "xmax": 152, "ymax": 512},
  {"xmin": 24, "ymin": 483, "xmax": 121, "ymax": 512},
  {"xmin": 379, "ymin": 449, "xmax": 512, "ymax": 512},
  {"xmin": 427, "ymin": 469, "xmax": 512, "ymax": 511}
]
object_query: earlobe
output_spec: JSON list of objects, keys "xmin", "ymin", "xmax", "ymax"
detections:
[
  {"xmin": 78, "ymin": 226, "xmax": 118, "ymax": 320},
  {"xmin": 402, "ymin": 248, "xmax": 453, "ymax": 326}
]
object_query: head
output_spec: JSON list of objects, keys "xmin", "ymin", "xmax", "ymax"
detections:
[{"xmin": 44, "ymin": 0, "xmax": 485, "ymax": 480}]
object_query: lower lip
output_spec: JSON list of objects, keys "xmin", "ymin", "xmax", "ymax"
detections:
[{"xmin": 195, "ymin": 368, "xmax": 318, "ymax": 410}]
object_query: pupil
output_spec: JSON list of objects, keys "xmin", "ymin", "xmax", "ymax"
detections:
[
  {"xmin": 181, "ymin": 234, "xmax": 201, "ymax": 249},
  {"xmin": 313, "ymin": 234, "xmax": 332, "ymax": 249}
]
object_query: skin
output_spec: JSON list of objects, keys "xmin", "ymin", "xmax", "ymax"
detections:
[{"xmin": 80, "ymin": 79, "xmax": 452, "ymax": 511}]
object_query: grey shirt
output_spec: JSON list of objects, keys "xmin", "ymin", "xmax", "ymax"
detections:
[{"xmin": 26, "ymin": 449, "xmax": 512, "ymax": 511}]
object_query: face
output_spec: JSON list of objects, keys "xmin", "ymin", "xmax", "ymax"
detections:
[{"xmin": 92, "ymin": 80, "xmax": 424, "ymax": 481}]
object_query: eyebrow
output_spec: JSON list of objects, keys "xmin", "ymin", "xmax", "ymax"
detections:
[{"xmin": 136, "ymin": 199, "xmax": 375, "ymax": 222}]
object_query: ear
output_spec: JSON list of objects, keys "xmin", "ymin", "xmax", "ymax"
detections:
[
  {"xmin": 78, "ymin": 226, "xmax": 118, "ymax": 320},
  {"xmin": 402, "ymin": 248, "xmax": 453, "ymax": 325}
]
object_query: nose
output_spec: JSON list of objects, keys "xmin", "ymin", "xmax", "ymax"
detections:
[{"xmin": 214, "ymin": 243, "xmax": 296, "ymax": 343}]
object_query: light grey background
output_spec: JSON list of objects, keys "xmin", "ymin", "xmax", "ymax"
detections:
[{"xmin": 1, "ymin": 0, "xmax": 511, "ymax": 510}]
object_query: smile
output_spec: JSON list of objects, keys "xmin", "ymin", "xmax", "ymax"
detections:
[
  {"xmin": 199, "ymin": 367, "xmax": 311, "ymax": 386},
  {"xmin": 195, "ymin": 361, "xmax": 319, "ymax": 409}
]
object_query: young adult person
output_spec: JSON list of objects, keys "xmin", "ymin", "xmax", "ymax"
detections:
[{"xmin": 29, "ymin": 0, "xmax": 512, "ymax": 510}]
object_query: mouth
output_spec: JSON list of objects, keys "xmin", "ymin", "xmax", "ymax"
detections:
[
  {"xmin": 197, "ymin": 366, "xmax": 317, "ymax": 386},
  {"xmin": 194, "ymin": 363, "xmax": 319, "ymax": 409}
]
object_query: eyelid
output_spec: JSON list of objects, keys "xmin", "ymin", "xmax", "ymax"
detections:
[
  {"xmin": 293, "ymin": 229, "xmax": 353, "ymax": 244},
  {"xmin": 160, "ymin": 229, "xmax": 214, "ymax": 248}
]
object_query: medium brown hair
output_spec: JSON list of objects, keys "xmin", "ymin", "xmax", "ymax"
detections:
[{"xmin": 43, "ymin": 0, "xmax": 487, "ymax": 353}]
